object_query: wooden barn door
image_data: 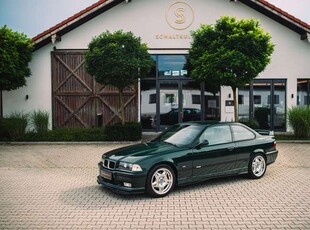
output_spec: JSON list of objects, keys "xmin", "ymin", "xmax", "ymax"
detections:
[{"xmin": 51, "ymin": 50, "xmax": 138, "ymax": 128}]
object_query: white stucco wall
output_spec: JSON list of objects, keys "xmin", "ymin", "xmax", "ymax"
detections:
[{"xmin": 3, "ymin": 0, "xmax": 310, "ymax": 131}]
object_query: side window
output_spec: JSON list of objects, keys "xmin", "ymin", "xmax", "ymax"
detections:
[
  {"xmin": 232, "ymin": 125, "xmax": 255, "ymax": 141},
  {"xmin": 199, "ymin": 125, "xmax": 232, "ymax": 145}
]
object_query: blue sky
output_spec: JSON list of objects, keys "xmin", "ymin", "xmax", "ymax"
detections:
[{"xmin": 0, "ymin": 0, "xmax": 309, "ymax": 38}]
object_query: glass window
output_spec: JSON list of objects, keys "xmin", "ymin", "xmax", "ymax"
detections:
[
  {"xmin": 238, "ymin": 95, "xmax": 244, "ymax": 105},
  {"xmin": 238, "ymin": 84, "xmax": 250, "ymax": 120},
  {"xmin": 158, "ymin": 55, "xmax": 188, "ymax": 78},
  {"xmin": 232, "ymin": 125, "xmax": 255, "ymax": 141},
  {"xmin": 140, "ymin": 80, "xmax": 156, "ymax": 129},
  {"xmin": 254, "ymin": 95, "xmax": 261, "ymax": 104},
  {"xmin": 149, "ymin": 94, "xmax": 156, "ymax": 104},
  {"xmin": 199, "ymin": 125, "xmax": 232, "ymax": 145},
  {"xmin": 192, "ymin": 95, "xmax": 200, "ymax": 104},
  {"xmin": 297, "ymin": 79, "xmax": 310, "ymax": 107},
  {"xmin": 204, "ymin": 82, "xmax": 220, "ymax": 121},
  {"xmin": 154, "ymin": 124, "xmax": 204, "ymax": 147},
  {"xmin": 268, "ymin": 95, "xmax": 280, "ymax": 104},
  {"xmin": 165, "ymin": 94, "xmax": 175, "ymax": 104}
]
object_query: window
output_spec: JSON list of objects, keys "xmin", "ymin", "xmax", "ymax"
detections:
[
  {"xmin": 268, "ymin": 95, "xmax": 280, "ymax": 104},
  {"xmin": 238, "ymin": 95, "xmax": 244, "ymax": 105},
  {"xmin": 254, "ymin": 95, "xmax": 261, "ymax": 104},
  {"xmin": 199, "ymin": 125, "xmax": 232, "ymax": 145},
  {"xmin": 297, "ymin": 79, "xmax": 310, "ymax": 106},
  {"xmin": 231, "ymin": 125, "xmax": 255, "ymax": 141},
  {"xmin": 165, "ymin": 94, "xmax": 175, "ymax": 104},
  {"xmin": 149, "ymin": 94, "xmax": 156, "ymax": 104},
  {"xmin": 192, "ymin": 95, "xmax": 200, "ymax": 104}
]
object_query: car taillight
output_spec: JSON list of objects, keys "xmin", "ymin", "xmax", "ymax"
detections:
[{"xmin": 273, "ymin": 141, "xmax": 277, "ymax": 149}]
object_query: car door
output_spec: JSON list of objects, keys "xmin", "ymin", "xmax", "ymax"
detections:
[
  {"xmin": 191, "ymin": 124, "xmax": 237, "ymax": 181},
  {"xmin": 230, "ymin": 124, "xmax": 258, "ymax": 173}
]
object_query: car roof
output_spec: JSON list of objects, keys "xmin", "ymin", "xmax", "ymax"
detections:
[{"xmin": 180, "ymin": 121, "xmax": 246, "ymax": 127}]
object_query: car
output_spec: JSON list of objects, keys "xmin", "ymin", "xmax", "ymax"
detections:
[
  {"xmin": 97, "ymin": 122, "xmax": 278, "ymax": 198},
  {"xmin": 159, "ymin": 108, "xmax": 201, "ymax": 125}
]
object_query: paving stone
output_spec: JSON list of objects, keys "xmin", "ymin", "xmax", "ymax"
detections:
[{"xmin": 0, "ymin": 143, "xmax": 309, "ymax": 229}]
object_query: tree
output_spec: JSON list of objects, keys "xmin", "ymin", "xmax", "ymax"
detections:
[
  {"xmin": 0, "ymin": 26, "xmax": 33, "ymax": 117},
  {"xmin": 188, "ymin": 16, "xmax": 274, "ymax": 121},
  {"xmin": 85, "ymin": 30, "xmax": 153, "ymax": 125}
]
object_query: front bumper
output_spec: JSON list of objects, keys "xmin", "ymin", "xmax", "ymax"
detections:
[{"xmin": 97, "ymin": 162, "xmax": 146, "ymax": 195}]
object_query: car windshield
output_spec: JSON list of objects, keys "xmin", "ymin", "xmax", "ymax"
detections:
[{"xmin": 152, "ymin": 124, "xmax": 204, "ymax": 147}]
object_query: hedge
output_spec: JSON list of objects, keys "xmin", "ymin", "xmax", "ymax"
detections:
[{"xmin": 0, "ymin": 121, "xmax": 142, "ymax": 142}]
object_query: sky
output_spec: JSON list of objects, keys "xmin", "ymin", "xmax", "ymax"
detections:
[{"xmin": 0, "ymin": 0, "xmax": 309, "ymax": 38}]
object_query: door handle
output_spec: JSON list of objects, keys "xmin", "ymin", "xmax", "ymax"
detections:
[{"xmin": 227, "ymin": 147, "xmax": 235, "ymax": 151}]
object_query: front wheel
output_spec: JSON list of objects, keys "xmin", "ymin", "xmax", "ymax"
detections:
[
  {"xmin": 146, "ymin": 164, "xmax": 175, "ymax": 198},
  {"xmin": 248, "ymin": 154, "xmax": 267, "ymax": 179}
]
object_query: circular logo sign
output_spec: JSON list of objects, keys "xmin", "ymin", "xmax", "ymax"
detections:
[{"xmin": 166, "ymin": 2, "xmax": 194, "ymax": 30}]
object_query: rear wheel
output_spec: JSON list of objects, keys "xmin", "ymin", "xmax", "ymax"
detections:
[
  {"xmin": 248, "ymin": 154, "xmax": 266, "ymax": 179},
  {"xmin": 146, "ymin": 164, "xmax": 175, "ymax": 198}
]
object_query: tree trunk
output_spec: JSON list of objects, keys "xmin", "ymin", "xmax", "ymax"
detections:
[
  {"xmin": 232, "ymin": 87, "xmax": 238, "ymax": 122},
  {"xmin": 119, "ymin": 88, "xmax": 125, "ymax": 125}
]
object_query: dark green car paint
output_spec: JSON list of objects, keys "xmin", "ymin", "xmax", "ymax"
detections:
[{"xmin": 97, "ymin": 122, "xmax": 278, "ymax": 195}]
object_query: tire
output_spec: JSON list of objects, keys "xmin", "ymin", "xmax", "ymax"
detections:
[
  {"xmin": 248, "ymin": 153, "xmax": 267, "ymax": 179},
  {"xmin": 146, "ymin": 164, "xmax": 176, "ymax": 198}
]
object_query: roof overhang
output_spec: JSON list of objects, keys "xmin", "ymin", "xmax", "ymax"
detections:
[
  {"xmin": 32, "ymin": 0, "xmax": 310, "ymax": 51},
  {"xmin": 238, "ymin": 0, "xmax": 310, "ymax": 40},
  {"xmin": 32, "ymin": 0, "xmax": 124, "ymax": 51}
]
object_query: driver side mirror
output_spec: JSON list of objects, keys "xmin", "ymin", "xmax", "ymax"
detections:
[{"xmin": 195, "ymin": 140, "xmax": 209, "ymax": 149}]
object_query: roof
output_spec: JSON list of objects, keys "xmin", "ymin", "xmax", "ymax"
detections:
[{"xmin": 32, "ymin": 0, "xmax": 310, "ymax": 50}]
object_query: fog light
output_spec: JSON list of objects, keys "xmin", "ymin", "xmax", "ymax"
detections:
[{"xmin": 123, "ymin": 182, "xmax": 132, "ymax": 188}]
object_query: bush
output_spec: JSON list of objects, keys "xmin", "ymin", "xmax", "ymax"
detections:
[
  {"xmin": 239, "ymin": 117, "xmax": 259, "ymax": 129},
  {"xmin": 0, "ymin": 118, "xmax": 10, "ymax": 139},
  {"xmin": 1, "ymin": 112, "xmax": 28, "ymax": 139},
  {"xmin": 288, "ymin": 106, "xmax": 310, "ymax": 138},
  {"xmin": 21, "ymin": 128, "xmax": 106, "ymax": 142},
  {"xmin": 105, "ymin": 122, "xmax": 142, "ymax": 141},
  {"xmin": 30, "ymin": 110, "xmax": 49, "ymax": 133}
]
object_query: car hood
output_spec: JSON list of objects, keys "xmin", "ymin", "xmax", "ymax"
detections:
[{"xmin": 103, "ymin": 141, "xmax": 180, "ymax": 163}]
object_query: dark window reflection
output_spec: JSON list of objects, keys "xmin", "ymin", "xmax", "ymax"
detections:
[{"xmin": 297, "ymin": 79, "xmax": 310, "ymax": 106}]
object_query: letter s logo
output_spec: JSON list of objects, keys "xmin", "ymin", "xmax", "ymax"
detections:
[
  {"xmin": 166, "ymin": 2, "xmax": 194, "ymax": 30},
  {"xmin": 175, "ymin": 8, "xmax": 185, "ymax": 24}
]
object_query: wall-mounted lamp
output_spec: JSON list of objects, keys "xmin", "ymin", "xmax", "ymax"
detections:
[
  {"xmin": 291, "ymin": 94, "xmax": 294, "ymax": 99},
  {"xmin": 228, "ymin": 93, "xmax": 231, "ymax": 98},
  {"xmin": 25, "ymin": 95, "xmax": 29, "ymax": 100}
]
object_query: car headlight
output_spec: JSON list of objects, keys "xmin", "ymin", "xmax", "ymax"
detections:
[{"xmin": 118, "ymin": 162, "xmax": 142, "ymax": 172}]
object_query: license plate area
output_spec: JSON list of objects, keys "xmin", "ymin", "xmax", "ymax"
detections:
[{"xmin": 100, "ymin": 170, "xmax": 112, "ymax": 180}]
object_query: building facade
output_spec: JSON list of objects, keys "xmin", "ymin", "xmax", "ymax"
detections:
[{"xmin": 3, "ymin": 0, "xmax": 310, "ymax": 132}]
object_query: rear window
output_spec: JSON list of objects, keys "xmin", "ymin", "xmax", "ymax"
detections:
[{"xmin": 231, "ymin": 125, "xmax": 255, "ymax": 141}]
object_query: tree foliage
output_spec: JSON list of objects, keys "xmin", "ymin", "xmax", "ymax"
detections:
[
  {"xmin": 85, "ymin": 30, "xmax": 153, "ymax": 124},
  {"xmin": 188, "ymin": 16, "xmax": 274, "ymax": 121},
  {"xmin": 0, "ymin": 26, "xmax": 33, "ymax": 91}
]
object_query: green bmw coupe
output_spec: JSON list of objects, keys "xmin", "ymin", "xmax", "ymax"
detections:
[{"xmin": 97, "ymin": 122, "xmax": 278, "ymax": 198}]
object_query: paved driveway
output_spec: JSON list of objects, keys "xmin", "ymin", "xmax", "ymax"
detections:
[{"xmin": 0, "ymin": 143, "xmax": 309, "ymax": 230}]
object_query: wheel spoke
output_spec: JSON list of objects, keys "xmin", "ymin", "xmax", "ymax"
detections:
[
  {"xmin": 251, "ymin": 155, "xmax": 266, "ymax": 177},
  {"xmin": 151, "ymin": 167, "xmax": 174, "ymax": 195}
]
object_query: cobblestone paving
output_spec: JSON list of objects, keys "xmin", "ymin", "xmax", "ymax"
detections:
[{"xmin": 0, "ymin": 143, "xmax": 309, "ymax": 230}]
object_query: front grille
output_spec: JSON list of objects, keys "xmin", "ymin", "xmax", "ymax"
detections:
[{"xmin": 103, "ymin": 159, "xmax": 116, "ymax": 169}]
